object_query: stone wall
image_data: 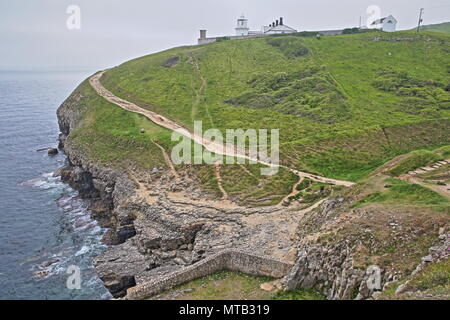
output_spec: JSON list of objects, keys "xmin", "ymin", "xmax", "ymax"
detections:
[
  {"xmin": 126, "ymin": 249, "xmax": 293, "ymax": 300},
  {"xmin": 198, "ymin": 33, "xmax": 267, "ymax": 45}
]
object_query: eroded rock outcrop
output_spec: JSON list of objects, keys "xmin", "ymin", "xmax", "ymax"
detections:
[
  {"xmin": 57, "ymin": 91, "xmax": 302, "ymax": 297},
  {"xmin": 282, "ymin": 197, "xmax": 449, "ymax": 300}
]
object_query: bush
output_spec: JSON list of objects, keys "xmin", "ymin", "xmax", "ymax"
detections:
[
  {"xmin": 434, "ymin": 145, "xmax": 450, "ymax": 157},
  {"xmin": 372, "ymin": 69, "xmax": 450, "ymax": 116},
  {"xmin": 267, "ymin": 37, "xmax": 309, "ymax": 58},
  {"xmin": 296, "ymin": 177, "xmax": 312, "ymax": 191},
  {"xmin": 225, "ymin": 63, "xmax": 350, "ymax": 123},
  {"xmin": 343, "ymin": 28, "xmax": 360, "ymax": 34}
]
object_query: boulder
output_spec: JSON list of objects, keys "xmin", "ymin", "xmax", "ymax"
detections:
[
  {"xmin": 284, "ymin": 248, "xmax": 298, "ymax": 264},
  {"xmin": 47, "ymin": 148, "xmax": 59, "ymax": 155}
]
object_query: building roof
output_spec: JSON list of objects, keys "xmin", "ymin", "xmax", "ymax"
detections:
[
  {"xmin": 265, "ymin": 24, "xmax": 297, "ymax": 33},
  {"xmin": 371, "ymin": 15, "xmax": 397, "ymax": 25}
]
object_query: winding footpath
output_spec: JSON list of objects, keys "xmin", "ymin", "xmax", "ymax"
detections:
[{"xmin": 89, "ymin": 71, "xmax": 355, "ymax": 187}]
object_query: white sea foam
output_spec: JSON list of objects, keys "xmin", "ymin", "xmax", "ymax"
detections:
[{"xmin": 24, "ymin": 171, "xmax": 108, "ymax": 293}]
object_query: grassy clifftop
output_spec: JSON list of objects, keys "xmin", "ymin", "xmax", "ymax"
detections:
[
  {"xmin": 99, "ymin": 30, "xmax": 450, "ymax": 181},
  {"xmin": 419, "ymin": 22, "xmax": 450, "ymax": 34}
]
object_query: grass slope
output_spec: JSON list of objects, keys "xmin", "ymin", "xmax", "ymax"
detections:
[
  {"xmin": 148, "ymin": 270, "xmax": 324, "ymax": 300},
  {"xmin": 419, "ymin": 22, "xmax": 450, "ymax": 34},
  {"xmin": 100, "ymin": 31, "xmax": 450, "ymax": 181},
  {"xmin": 65, "ymin": 80, "xmax": 173, "ymax": 171},
  {"xmin": 63, "ymin": 79, "xmax": 298, "ymax": 204}
]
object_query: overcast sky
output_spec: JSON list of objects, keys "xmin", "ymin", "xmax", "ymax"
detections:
[{"xmin": 0, "ymin": 0, "xmax": 449, "ymax": 71}]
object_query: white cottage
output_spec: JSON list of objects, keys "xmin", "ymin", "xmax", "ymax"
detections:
[
  {"xmin": 263, "ymin": 17, "xmax": 297, "ymax": 34},
  {"xmin": 235, "ymin": 15, "xmax": 297, "ymax": 36},
  {"xmin": 371, "ymin": 15, "xmax": 397, "ymax": 32},
  {"xmin": 198, "ymin": 15, "xmax": 298, "ymax": 45}
]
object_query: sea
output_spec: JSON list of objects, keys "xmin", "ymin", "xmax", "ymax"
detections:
[{"xmin": 0, "ymin": 70, "xmax": 111, "ymax": 300}]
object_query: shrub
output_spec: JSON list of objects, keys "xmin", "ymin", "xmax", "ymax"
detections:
[
  {"xmin": 225, "ymin": 63, "xmax": 350, "ymax": 123},
  {"xmin": 267, "ymin": 37, "xmax": 309, "ymax": 58},
  {"xmin": 343, "ymin": 28, "xmax": 360, "ymax": 34},
  {"xmin": 296, "ymin": 177, "xmax": 312, "ymax": 191}
]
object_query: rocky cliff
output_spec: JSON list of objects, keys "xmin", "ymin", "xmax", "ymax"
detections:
[
  {"xmin": 283, "ymin": 197, "xmax": 449, "ymax": 300},
  {"xmin": 56, "ymin": 81, "xmax": 449, "ymax": 300},
  {"xmin": 56, "ymin": 84, "xmax": 301, "ymax": 298}
]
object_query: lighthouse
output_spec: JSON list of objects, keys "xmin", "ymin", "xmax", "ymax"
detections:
[{"xmin": 235, "ymin": 15, "xmax": 249, "ymax": 36}]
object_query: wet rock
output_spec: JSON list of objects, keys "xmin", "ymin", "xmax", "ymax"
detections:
[
  {"xmin": 103, "ymin": 275, "xmax": 136, "ymax": 298},
  {"xmin": 117, "ymin": 228, "xmax": 136, "ymax": 244},
  {"xmin": 89, "ymin": 200, "xmax": 113, "ymax": 228},
  {"xmin": 47, "ymin": 148, "xmax": 59, "ymax": 155},
  {"xmin": 40, "ymin": 258, "xmax": 60, "ymax": 268}
]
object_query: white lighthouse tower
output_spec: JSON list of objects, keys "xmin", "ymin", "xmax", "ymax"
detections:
[{"xmin": 235, "ymin": 15, "xmax": 249, "ymax": 36}]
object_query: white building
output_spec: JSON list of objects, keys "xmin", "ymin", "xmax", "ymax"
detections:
[
  {"xmin": 263, "ymin": 17, "xmax": 297, "ymax": 34},
  {"xmin": 371, "ymin": 15, "xmax": 397, "ymax": 32},
  {"xmin": 198, "ymin": 15, "xmax": 298, "ymax": 45},
  {"xmin": 235, "ymin": 15, "xmax": 297, "ymax": 36},
  {"xmin": 235, "ymin": 15, "xmax": 250, "ymax": 36}
]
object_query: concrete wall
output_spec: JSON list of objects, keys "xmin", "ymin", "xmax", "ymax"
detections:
[
  {"xmin": 126, "ymin": 249, "xmax": 293, "ymax": 300},
  {"xmin": 198, "ymin": 38, "xmax": 217, "ymax": 45}
]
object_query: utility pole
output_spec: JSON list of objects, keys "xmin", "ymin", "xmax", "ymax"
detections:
[{"xmin": 417, "ymin": 8, "xmax": 424, "ymax": 32}]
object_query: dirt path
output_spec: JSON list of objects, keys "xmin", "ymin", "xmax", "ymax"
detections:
[
  {"xmin": 89, "ymin": 71, "xmax": 355, "ymax": 187},
  {"xmin": 152, "ymin": 140, "xmax": 180, "ymax": 180},
  {"xmin": 281, "ymin": 175, "xmax": 303, "ymax": 205},
  {"xmin": 188, "ymin": 57, "xmax": 209, "ymax": 125},
  {"xmin": 214, "ymin": 162, "xmax": 228, "ymax": 200}
]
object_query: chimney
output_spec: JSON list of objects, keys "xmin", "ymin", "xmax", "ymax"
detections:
[
  {"xmin": 276, "ymin": 20, "xmax": 279, "ymax": 26},
  {"xmin": 200, "ymin": 30, "xmax": 207, "ymax": 40},
  {"xmin": 280, "ymin": 17, "xmax": 283, "ymax": 25}
]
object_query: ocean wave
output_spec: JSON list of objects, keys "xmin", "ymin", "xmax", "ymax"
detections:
[{"xmin": 22, "ymin": 170, "xmax": 109, "ymax": 297}]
